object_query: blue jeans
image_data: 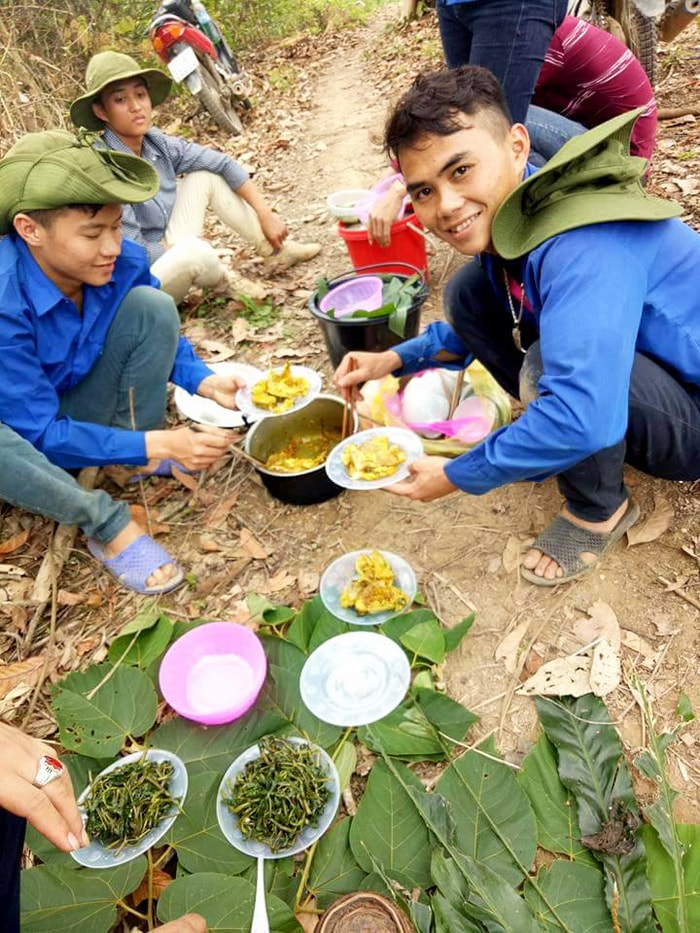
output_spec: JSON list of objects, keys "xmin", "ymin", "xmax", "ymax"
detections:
[
  {"xmin": 436, "ymin": 0, "xmax": 568, "ymax": 124},
  {"xmin": 444, "ymin": 260, "xmax": 700, "ymax": 521},
  {"xmin": 58, "ymin": 286, "xmax": 180, "ymax": 433},
  {"xmin": 0, "ymin": 423, "xmax": 129, "ymax": 544},
  {"xmin": 526, "ymin": 104, "xmax": 586, "ymax": 166}
]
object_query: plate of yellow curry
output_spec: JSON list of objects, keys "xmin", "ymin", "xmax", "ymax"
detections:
[
  {"xmin": 235, "ymin": 363, "xmax": 322, "ymax": 419},
  {"xmin": 325, "ymin": 427, "xmax": 423, "ymax": 490},
  {"xmin": 320, "ymin": 549, "xmax": 417, "ymax": 626}
]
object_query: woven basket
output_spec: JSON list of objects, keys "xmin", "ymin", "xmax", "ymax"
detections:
[{"xmin": 317, "ymin": 892, "xmax": 416, "ymax": 932}]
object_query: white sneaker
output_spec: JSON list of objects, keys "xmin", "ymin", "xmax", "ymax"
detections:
[{"xmin": 216, "ymin": 271, "xmax": 269, "ymax": 301}]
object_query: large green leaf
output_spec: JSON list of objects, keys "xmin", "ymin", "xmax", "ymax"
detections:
[
  {"xmin": 308, "ymin": 817, "xmax": 367, "ymax": 908},
  {"xmin": 382, "ymin": 608, "xmax": 440, "ymax": 645},
  {"xmin": 433, "ymin": 894, "xmax": 486, "ymax": 933},
  {"xmin": 400, "ymin": 619, "xmax": 446, "ymax": 664},
  {"xmin": 358, "ymin": 688, "xmax": 476, "ymax": 761},
  {"xmin": 258, "ymin": 637, "xmax": 342, "ymax": 747},
  {"xmin": 285, "ymin": 595, "xmax": 336, "ymax": 653},
  {"xmin": 435, "ymin": 737, "xmax": 538, "ymax": 886},
  {"xmin": 349, "ymin": 758, "xmax": 432, "ymax": 888},
  {"xmin": 444, "ymin": 613, "xmax": 476, "ymax": 654},
  {"xmin": 536, "ymin": 696, "xmax": 656, "ymax": 933},
  {"xmin": 524, "ymin": 861, "xmax": 610, "ymax": 932},
  {"xmin": 108, "ymin": 610, "xmax": 174, "ymax": 669},
  {"xmin": 156, "ymin": 872, "xmax": 301, "ymax": 932},
  {"xmin": 150, "ymin": 706, "xmax": 287, "ymax": 777},
  {"xmin": 644, "ymin": 824, "xmax": 700, "ymax": 932},
  {"xmin": 21, "ymin": 859, "xmax": 146, "ymax": 933},
  {"xmin": 167, "ymin": 771, "xmax": 252, "ymax": 874},
  {"xmin": 518, "ymin": 735, "xmax": 596, "ymax": 866},
  {"xmin": 50, "ymin": 663, "xmax": 158, "ymax": 757}
]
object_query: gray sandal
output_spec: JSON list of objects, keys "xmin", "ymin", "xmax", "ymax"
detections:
[{"xmin": 521, "ymin": 499, "xmax": 641, "ymax": 587}]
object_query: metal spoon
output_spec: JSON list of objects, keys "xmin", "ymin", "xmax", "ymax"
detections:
[{"xmin": 251, "ymin": 855, "xmax": 270, "ymax": 933}]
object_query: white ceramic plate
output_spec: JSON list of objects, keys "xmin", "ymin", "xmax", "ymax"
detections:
[
  {"xmin": 324, "ymin": 427, "xmax": 424, "ymax": 491},
  {"xmin": 216, "ymin": 737, "xmax": 340, "ymax": 859},
  {"xmin": 235, "ymin": 365, "xmax": 322, "ymax": 420},
  {"xmin": 300, "ymin": 631, "xmax": 411, "ymax": 727},
  {"xmin": 320, "ymin": 549, "xmax": 417, "ymax": 626},
  {"xmin": 173, "ymin": 361, "xmax": 263, "ymax": 428},
  {"xmin": 71, "ymin": 749, "xmax": 188, "ymax": 868}
]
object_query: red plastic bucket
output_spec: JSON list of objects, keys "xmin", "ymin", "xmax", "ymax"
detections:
[{"xmin": 338, "ymin": 214, "xmax": 429, "ymax": 278}]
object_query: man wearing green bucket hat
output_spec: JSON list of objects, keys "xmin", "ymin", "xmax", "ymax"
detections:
[
  {"xmin": 69, "ymin": 50, "xmax": 320, "ymax": 304},
  {"xmin": 335, "ymin": 65, "xmax": 700, "ymax": 587},
  {"xmin": 0, "ymin": 129, "xmax": 243, "ymax": 594}
]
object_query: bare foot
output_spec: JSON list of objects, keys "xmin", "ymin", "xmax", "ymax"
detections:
[
  {"xmin": 522, "ymin": 499, "xmax": 630, "ymax": 582},
  {"xmin": 103, "ymin": 520, "xmax": 179, "ymax": 590}
]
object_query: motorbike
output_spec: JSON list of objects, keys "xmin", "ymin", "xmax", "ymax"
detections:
[
  {"xmin": 147, "ymin": 0, "xmax": 252, "ymax": 135},
  {"xmin": 568, "ymin": 0, "xmax": 698, "ymax": 87}
]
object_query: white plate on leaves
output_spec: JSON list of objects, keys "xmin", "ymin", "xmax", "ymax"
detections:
[
  {"xmin": 324, "ymin": 427, "xmax": 423, "ymax": 491},
  {"xmin": 235, "ymin": 365, "xmax": 322, "ymax": 420},
  {"xmin": 320, "ymin": 549, "xmax": 417, "ymax": 626},
  {"xmin": 173, "ymin": 361, "xmax": 263, "ymax": 428}
]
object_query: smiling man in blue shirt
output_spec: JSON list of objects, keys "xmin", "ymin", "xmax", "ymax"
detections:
[
  {"xmin": 0, "ymin": 130, "xmax": 244, "ymax": 594},
  {"xmin": 334, "ymin": 66, "xmax": 700, "ymax": 587}
]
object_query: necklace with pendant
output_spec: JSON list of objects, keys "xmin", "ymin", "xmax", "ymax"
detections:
[{"xmin": 503, "ymin": 269, "xmax": 526, "ymax": 354}]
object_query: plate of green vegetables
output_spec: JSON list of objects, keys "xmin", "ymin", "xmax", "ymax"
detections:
[
  {"xmin": 216, "ymin": 736, "xmax": 340, "ymax": 859},
  {"xmin": 71, "ymin": 748, "xmax": 188, "ymax": 868}
]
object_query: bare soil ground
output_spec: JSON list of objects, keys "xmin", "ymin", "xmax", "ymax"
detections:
[{"xmin": 2, "ymin": 2, "xmax": 700, "ymax": 819}]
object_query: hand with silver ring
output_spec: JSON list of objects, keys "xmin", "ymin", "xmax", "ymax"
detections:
[
  {"xmin": 0, "ymin": 722, "xmax": 87, "ymax": 852},
  {"xmin": 33, "ymin": 754, "xmax": 66, "ymax": 788}
]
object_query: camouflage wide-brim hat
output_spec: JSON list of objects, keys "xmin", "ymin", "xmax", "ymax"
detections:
[
  {"xmin": 492, "ymin": 108, "xmax": 682, "ymax": 260},
  {"xmin": 70, "ymin": 51, "xmax": 173, "ymax": 131},
  {"xmin": 0, "ymin": 129, "xmax": 160, "ymax": 235}
]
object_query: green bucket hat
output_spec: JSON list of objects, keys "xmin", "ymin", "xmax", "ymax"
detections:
[
  {"xmin": 70, "ymin": 51, "xmax": 173, "ymax": 131},
  {"xmin": 492, "ymin": 108, "xmax": 682, "ymax": 260},
  {"xmin": 0, "ymin": 129, "xmax": 160, "ymax": 235}
]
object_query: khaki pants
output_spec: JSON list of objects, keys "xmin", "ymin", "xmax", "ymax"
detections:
[{"xmin": 151, "ymin": 171, "xmax": 272, "ymax": 303}]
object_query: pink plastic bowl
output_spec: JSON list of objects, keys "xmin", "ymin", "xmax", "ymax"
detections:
[
  {"xmin": 158, "ymin": 622, "xmax": 267, "ymax": 726},
  {"xmin": 318, "ymin": 276, "xmax": 384, "ymax": 319}
]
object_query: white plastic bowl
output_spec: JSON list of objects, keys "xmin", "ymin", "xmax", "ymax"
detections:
[{"xmin": 326, "ymin": 188, "xmax": 372, "ymax": 223}]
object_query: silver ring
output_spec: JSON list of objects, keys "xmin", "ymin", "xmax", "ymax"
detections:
[{"xmin": 33, "ymin": 754, "xmax": 65, "ymax": 788}]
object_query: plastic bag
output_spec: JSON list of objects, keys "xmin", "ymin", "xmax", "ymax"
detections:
[{"xmin": 358, "ymin": 363, "xmax": 512, "ymax": 457}]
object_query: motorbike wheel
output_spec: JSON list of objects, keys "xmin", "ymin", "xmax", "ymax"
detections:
[
  {"xmin": 195, "ymin": 64, "xmax": 244, "ymax": 135},
  {"xmin": 629, "ymin": 5, "xmax": 658, "ymax": 87}
]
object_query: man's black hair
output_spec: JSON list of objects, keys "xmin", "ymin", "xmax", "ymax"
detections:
[
  {"xmin": 384, "ymin": 65, "xmax": 513, "ymax": 160},
  {"xmin": 22, "ymin": 204, "xmax": 104, "ymax": 228}
]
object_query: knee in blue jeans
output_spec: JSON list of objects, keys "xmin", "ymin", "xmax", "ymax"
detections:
[
  {"xmin": 519, "ymin": 340, "xmax": 543, "ymax": 405},
  {"xmin": 123, "ymin": 286, "xmax": 179, "ymax": 344}
]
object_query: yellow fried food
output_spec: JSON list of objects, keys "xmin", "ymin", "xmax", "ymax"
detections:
[
  {"xmin": 340, "ymin": 550, "xmax": 409, "ymax": 616},
  {"xmin": 341, "ymin": 435, "xmax": 406, "ymax": 481},
  {"xmin": 251, "ymin": 363, "xmax": 309, "ymax": 413},
  {"xmin": 263, "ymin": 432, "xmax": 340, "ymax": 474}
]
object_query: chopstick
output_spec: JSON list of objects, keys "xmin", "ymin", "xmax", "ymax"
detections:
[
  {"xmin": 447, "ymin": 369, "xmax": 466, "ymax": 421},
  {"xmin": 341, "ymin": 359, "xmax": 358, "ymax": 439},
  {"xmin": 189, "ymin": 422, "xmax": 267, "ymax": 469}
]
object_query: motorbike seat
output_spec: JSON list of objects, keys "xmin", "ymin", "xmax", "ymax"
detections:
[{"xmin": 157, "ymin": 0, "xmax": 198, "ymax": 26}]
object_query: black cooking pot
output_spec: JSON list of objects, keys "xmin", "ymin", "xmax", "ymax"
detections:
[{"xmin": 244, "ymin": 395, "xmax": 354, "ymax": 505}]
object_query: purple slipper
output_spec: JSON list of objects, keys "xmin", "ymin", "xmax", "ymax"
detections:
[
  {"xmin": 87, "ymin": 535, "xmax": 184, "ymax": 595},
  {"xmin": 128, "ymin": 459, "xmax": 198, "ymax": 484}
]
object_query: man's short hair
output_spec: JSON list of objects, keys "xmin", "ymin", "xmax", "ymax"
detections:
[
  {"xmin": 22, "ymin": 204, "xmax": 103, "ymax": 229},
  {"xmin": 384, "ymin": 66, "xmax": 513, "ymax": 160}
]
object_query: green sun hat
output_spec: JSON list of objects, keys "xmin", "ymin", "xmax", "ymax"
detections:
[
  {"xmin": 492, "ymin": 108, "xmax": 682, "ymax": 260},
  {"xmin": 0, "ymin": 129, "xmax": 160, "ymax": 235},
  {"xmin": 70, "ymin": 51, "xmax": 173, "ymax": 131}
]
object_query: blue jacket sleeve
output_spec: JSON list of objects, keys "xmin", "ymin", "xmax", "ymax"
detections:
[
  {"xmin": 444, "ymin": 230, "xmax": 646, "ymax": 494},
  {"xmin": 394, "ymin": 321, "xmax": 473, "ymax": 375},
  {"xmin": 171, "ymin": 338, "xmax": 215, "ymax": 395}
]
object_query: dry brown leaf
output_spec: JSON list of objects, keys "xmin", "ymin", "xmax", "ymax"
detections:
[
  {"xmin": 298, "ymin": 569, "xmax": 320, "ymax": 595},
  {"xmin": 231, "ymin": 317, "xmax": 253, "ymax": 344},
  {"xmin": 202, "ymin": 492, "xmax": 239, "ymax": 528},
  {"xmin": 129, "ymin": 504, "xmax": 170, "ymax": 536},
  {"xmin": 296, "ymin": 902, "xmax": 319, "ymax": 933},
  {"xmin": 197, "ymin": 339, "xmax": 236, "ymax": 363},
  {"xmin": 57, "ymin": 589, "xmax": 86, "ymax": 606},
  {"xmin": 76, "ymin": 635, "xmax": 101, "ymax": 657},
  {"xmin": 0, "ymin": 563, "xmax": 27, "ymax": 578},
  {"xmin": 517, "ymin": 653, "xmax": 593, "ymax": 698},
  {"xmin": 239, "ymin": 527, "xmax": 269, "ymax": 560},
  {"xmin": 627, "ymin": 496, "xmax": 674, "ymax": 547},
  {"xmin": 262, "ymin": 568, "xmax": 296, "ymax": 594},
  {"xmin": 0, "ymin": 656, "xmax": 44, "ymax": 700},
  {"xmin": 0, "ymin": 530, "xmax": 29, "ymax": 556},
  {"xmin": 171, "ymin": 466, "xmax": 200, "ymax": 491},
  {"xmin": 651, "ymin": 616, "xmax": 680, "ymax": 637},
  {"xmin": 589, "ymin": 639, "xmax": 621, "ymax": 696},
  {"xmin": 621, "ymin": 630, "xmax": 657, "ymax": 659},
  {"xmin": 572, "ymin": 600, "xmax": 621, "ymax": 649},
  {"xmin": 495, "ymin": 620, "xmax": 530, "ymax": 674},
  {"xmin": 131, "ymin": 867, "xmax": 173, "ymax": 906},
  {"xmin": 501, "ymin": 536, "xmax": 522, "ymax": 573},
  {"xmin": 199, "ymin": 534, "xmax": 223, "ymax": 553}
]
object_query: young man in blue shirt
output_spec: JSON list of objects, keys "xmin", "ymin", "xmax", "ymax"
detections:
[
  {"xmin": 0, "ymin": 130, "xmax": 243, "ymax": 594},
  {"xmin": 335, "ymin": 66, "xmax": 700, "ymax": 586}
]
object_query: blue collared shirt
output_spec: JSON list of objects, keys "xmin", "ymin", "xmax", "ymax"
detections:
[
  {"xmin": 101, "ymin": 128, "xmax": 250, "ymax": 264},
  {"xmin": 0, "ymin": 234, "xmax": 212, "ymax": 468}
]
